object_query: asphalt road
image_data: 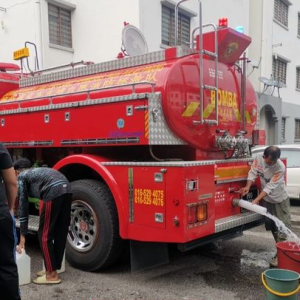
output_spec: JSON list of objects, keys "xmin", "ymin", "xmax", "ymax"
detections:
[{"xmin": 19, "ymin": 201, "xmax": 300, "ymax": 300}]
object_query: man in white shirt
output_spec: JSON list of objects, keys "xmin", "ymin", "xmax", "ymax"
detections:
[{"xmin": 239, "ymin": 146, "xmax": 291, "ymax": 267}]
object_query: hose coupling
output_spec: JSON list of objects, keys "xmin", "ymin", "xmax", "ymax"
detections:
[{"xmin": 232, "ymin": 198, "xmax": 241, "ymax": 207}]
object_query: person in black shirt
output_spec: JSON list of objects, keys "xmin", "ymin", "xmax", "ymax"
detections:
[
  {"xmin": 0, "ymin": 143, "xmax": 21, "ymax": 299},
  {"xmin": 15, "ymin": 158, "xmax": 71, "ymax": 285}
]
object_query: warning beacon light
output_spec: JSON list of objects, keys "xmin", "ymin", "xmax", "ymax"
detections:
[
  {"xmin": 218, "ymin": 18, "xmax": 228, "ymax": 28},
  {"xmin": 235, "ymin": 26, "xmax": 244, "ymax": 34}
]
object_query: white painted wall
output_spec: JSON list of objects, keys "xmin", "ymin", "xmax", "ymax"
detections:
[
  {"xmin": 139, "ymin": 0, "xmax": 250, "ymax": 51},
  {"xmin": 272, "ymin": 2, "xmax": 300, "ymax": 106},
  {"xmin": 0, "ymin": 0, "xmax": 251, "ymax": 70},
  {"xmin": 40, "ymin": 0, "xmax": 140, "ymax": 69},
  {"xmin": 0, "ymin": 0, "xmax": 40, "ymax": 69},
  {"xmin": 249, "ymin": 0, "xmax": 300, "ymax": 106},
  {"xmin": 201, "ymin": 0, "xmax": 250, "ymax": 34},
  {"xmin": 0, "ymin": 0, "xmax": 140, "ymax": 70},
  {"xmin": 248, "ymin": 0, "xmax": 263, "ymax": 92}
]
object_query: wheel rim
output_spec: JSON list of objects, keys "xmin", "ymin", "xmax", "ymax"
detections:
[{"xmin": 68, "ymin": 200, "xmax": 99, "ymax": 252}]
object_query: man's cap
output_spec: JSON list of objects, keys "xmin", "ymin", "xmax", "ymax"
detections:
[{"xmin": 14, "ymin": 158, "xmax": 32, "ymax": 170}]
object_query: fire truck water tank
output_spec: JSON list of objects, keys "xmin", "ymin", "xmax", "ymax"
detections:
[{"xmin": 0, "ymin": 54, "xmax": 257, "ymax": 152}]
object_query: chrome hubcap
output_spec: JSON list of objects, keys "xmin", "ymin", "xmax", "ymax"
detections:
[{"xmin": 68, "ymin": 200, "xmax": 98, "ymax": 252}]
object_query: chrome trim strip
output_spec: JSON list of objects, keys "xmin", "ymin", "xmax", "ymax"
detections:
[
  {"xmin": 61, "ymin": 137, "xmax": 139, "ymax": 145},
  {"xmin": 216, "ymin": 177, "xmax": 248, "ymax": 184},
  {"xmin": 3, "ymin": 140, "xmax": 53, "ymax": 147},
  {"xmin": 128, "ymin": 168, "xmax": 134, "ymax": 223},
  {"xmin": 0, "ymin": 79, "xmax": 19, "ymax": 84},
  {"xmin": 102, "ymin": 158, "xmax": 253, "ymax": 167}
]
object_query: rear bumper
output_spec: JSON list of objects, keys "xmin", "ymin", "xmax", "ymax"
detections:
[
  {"xmin": 215, "ymin": 212, "xmax": 263, "ymax": 233},
  {"xmin": 178, "ymin": 212, "xmax": 264, "ymax": 251}
]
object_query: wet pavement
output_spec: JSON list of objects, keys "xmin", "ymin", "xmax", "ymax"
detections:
[{"xmin": 19, "ymin": 201, "xmax": 300, "ymax": 300}]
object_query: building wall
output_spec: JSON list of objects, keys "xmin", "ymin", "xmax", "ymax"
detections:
[
  {"xmin": 248, "ymin": 0, "xmax": 300, "ymax": 145},
  {"xmin": 282, "ymin": 102, "xmax": 300, "ymax": 144},
  {"xmin": 1, "ymin": 0, "xmax": 251, "ymax": 69},
  {"xmin": 271, "ymin": 1, "xmax": 300, "ymax": 106},
  {"xmin": 248, "ymin": 0, "xmax": 263, "ymax": 92},
  {"xmin": 0, "ymin": 0, "xmax": 40, "ymax": 69},
  {"xmin": 257, "ymin": 93, "xmax": 282, "ymax": 145},
  {"xmin": 38, "ymin": 0, "xmax": 141, "ymax": 68}
]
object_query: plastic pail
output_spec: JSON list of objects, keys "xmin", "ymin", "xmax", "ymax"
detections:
[
  {"xmin": 262, "ymin": 269, "xmax": 300, "ymax": 300},
  {"xmin": 277, "ymin": 242, "xmax": 300, "ymax": 273}
]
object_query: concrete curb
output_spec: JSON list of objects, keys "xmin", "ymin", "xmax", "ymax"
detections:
[{"xmin": 291, "ymin": 214, "xmax": 300, "ymax": 225}]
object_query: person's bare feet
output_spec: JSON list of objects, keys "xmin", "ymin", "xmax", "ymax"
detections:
[{"xmin": 46, "ymin": 271, "xmax": 59, "ymax": 281}]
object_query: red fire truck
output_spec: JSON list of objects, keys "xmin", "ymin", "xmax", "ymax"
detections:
[{"xmin": 0, "ymin": 10, "xmax": 262, "ymax": 271}]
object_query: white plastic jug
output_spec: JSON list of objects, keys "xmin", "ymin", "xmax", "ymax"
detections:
[{"xmin": 16, "ymin": 250, "xmax": 31, "ymax": 285}]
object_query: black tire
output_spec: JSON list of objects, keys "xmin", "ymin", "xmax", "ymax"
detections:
[{"xmin": 66, "ymin": 179, "xmax": 123, "ymax": 271}]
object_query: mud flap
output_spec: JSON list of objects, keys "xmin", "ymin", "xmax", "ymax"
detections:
[{"xmin": 130, "ymin": 241, "xmax": 169, "ymax": 272}]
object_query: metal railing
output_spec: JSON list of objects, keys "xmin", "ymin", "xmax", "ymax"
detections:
[{"xmin": 175, "ymin": 0, "xmax": 219, "ymax": 125}]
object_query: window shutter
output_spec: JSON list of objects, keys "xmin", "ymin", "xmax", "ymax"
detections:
[
  {"xmin": 281, "ymin": 118, "xmax": 286, "ymax": 140},
  {"xmin": 161, "ymin": 5, "xmax": 190, "ymax": 47},
  {"xmin": 272, "ymin": 57, "xmax": 287, "ymax": 84},
  {"xmin": 274, "ymin": 0, "xmax": 289, "ymax": 27},
  {"xmin": 295, "ymin": 120, "xmax": 300, "ymax": 140},
  {"xmin": 48, "ymin": 3, "xmax": 72, "ymax": 48},
  {"xmin": 297, "ymin": 68, "xmax": 300, "ymax": 90}
]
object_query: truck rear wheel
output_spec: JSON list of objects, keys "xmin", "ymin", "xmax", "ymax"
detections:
[{"xmin": 66, "ymin": 179, "xmax": 123, "ymax": 271}]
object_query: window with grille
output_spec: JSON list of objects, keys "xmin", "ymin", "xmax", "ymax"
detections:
[
  {"xmin": 298, "ymin": 13, "xmax": 300, "ymax": 36},
  {"xmin": 274, "ymin": 0, "xmax": 289, "ymax": 27},
  {"xmin": 281, "ymin": 118, "xmax": 286, "ymax": 140},
  {"xmin": 48, "ymin": 3, "xmax": 72, "ymax": 48},
  {"xmin": 295, "ymin": 120, "xmax": 300, "ymax": 140},
  {"xmin": 161, "ymin": 5, "xmax": 190, "ymax": 46},
  {"xmin": 272, "ymin": 57, "xmax": 287, "ymax": 84},
  {"xmin": 297, "ymin": 67, "xmax": 300, "ymax": 90}
]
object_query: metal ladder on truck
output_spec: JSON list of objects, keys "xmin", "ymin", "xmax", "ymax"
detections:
[{"xmin": 175, "ymin": 0, "xmax": 219, "ymax": 126}]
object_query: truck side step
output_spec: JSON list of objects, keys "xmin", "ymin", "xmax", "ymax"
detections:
[{"xmin": 15, "ymin": 215, "xmax": 40, "ymax": 232}]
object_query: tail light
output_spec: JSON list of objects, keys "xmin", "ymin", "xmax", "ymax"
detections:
[
  {"xmin": 188, "ymin": 203, "xmax": 208, "ymax": 225},
  {"xmin": 197, "ymin": 203, "xmax": 207, "ymax": 222}
]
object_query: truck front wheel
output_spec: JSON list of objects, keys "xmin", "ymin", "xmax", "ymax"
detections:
[{"xmin": 66, "ymin": 179, "xmax": 123, "ymax": 271}]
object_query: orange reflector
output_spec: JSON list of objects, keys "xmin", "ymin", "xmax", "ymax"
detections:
[{"xmin": 197, "ymin": 204, "xmax": 207, "ymax": 222}]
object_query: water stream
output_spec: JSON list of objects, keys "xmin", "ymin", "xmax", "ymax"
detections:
[{"xmin": 237, "ymin": 199, "xmax": 300, "ymax": 246}]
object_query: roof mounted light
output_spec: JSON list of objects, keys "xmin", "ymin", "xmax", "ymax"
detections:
[
  {"xmin": 218, "ymin": 18, "xmax": 228, "ymax": 28},
  {"xmin": 235, "ymin": 26, "xmax": 244, "ymax": 34}
]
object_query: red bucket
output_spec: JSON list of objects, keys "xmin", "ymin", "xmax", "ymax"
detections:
[{"xmin": 277, "ymin": 241, "xmax": 300, "ymax": 273}]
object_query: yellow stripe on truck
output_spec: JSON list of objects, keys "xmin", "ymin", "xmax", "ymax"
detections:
[
  {"xmin": 215, "ymin": 165, "xmax": 250, "ymax": 181},
  {"xmin": 181, "ymin": 102, "xmax": 199, "ymax": 117}
]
